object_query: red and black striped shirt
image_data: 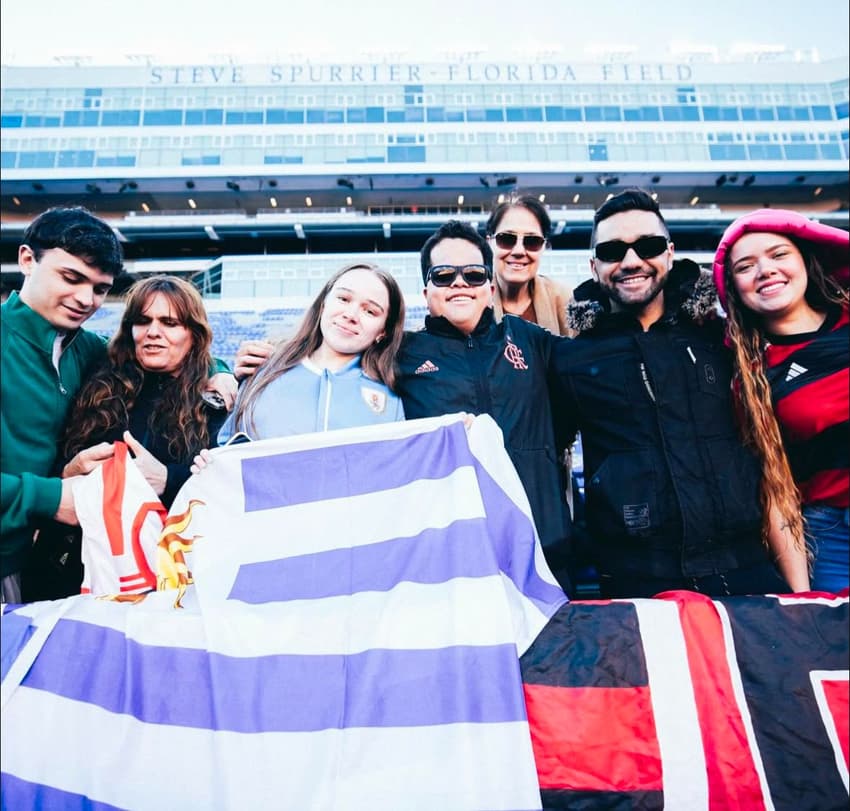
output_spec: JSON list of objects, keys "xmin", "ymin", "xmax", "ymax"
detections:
[{"xmin": 765, "ymin": 306, "xmax": 849, "ymax": 507}]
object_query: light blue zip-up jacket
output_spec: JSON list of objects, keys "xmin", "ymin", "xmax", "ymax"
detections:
[{"xmin": 218, "ymin": 356, "xmax": 404, "ymax": 444}]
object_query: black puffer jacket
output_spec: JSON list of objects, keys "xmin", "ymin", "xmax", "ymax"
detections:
[
  {"xmin": 551, "ymin": 260, "xmax": 769, "ymax": 580},
  {"xmin": 397, "ymin": 309, "xmax": 572, "ymax": 587}
]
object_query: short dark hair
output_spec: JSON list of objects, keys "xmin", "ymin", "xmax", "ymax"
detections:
[
  {"xmin": 21, "ymin": 206, "xmax": 125, "ymax": 278},
  {"xmin": 485, "ymin": 193, "xmax": 551, "ymax": 238},
  {"xmin": 420, "ymin": 220, "xmax": 493, "ymax": 284},
  {"xmin": 591, "ymin": 188, "xmax": 669, "ymax": 247}
]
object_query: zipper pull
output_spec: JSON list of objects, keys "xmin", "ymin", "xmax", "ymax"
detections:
[
  {"xmin": 639, "ymin": 362, "xmax": 656, "ymax": 402},
  {"xmin": 686, "ymin": 346, "xmax": 696, "ymax": 364}
]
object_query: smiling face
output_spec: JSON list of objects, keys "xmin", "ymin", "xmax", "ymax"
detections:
[
  {"xmin": 132, "ymin": 292, "xmax": 194, "ymax": 375},
  {"xmin": 490, "ymin": 205, "xmax": 546, "ymax": 290},
  {"xmin": 316, "ymin": 267, "xmax": 390, "ymax": 366},
  {"xmin": 18, "ymin": 245, "xmax": 114, "ymax": 331},
  {"xmin": 591, "ymin": 209, "xmax": 673, "ymax": 326},
  {"xmin": 728, "ymin": 232, "xmax": 811, "ymax": 326},
  {"xmin": 423, "ymin": 237, "xmax": 494, "ymax": 335}
]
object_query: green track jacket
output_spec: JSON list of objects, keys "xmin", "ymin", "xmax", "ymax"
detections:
[{"xmin": 1, "ymin": 292, "xmax": 108, "ymax": 578}]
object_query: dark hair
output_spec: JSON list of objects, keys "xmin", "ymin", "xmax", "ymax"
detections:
[
  {"xmin": 64, "ymin": 275, "xmax": 213, "ymax": 461},
  {"xmin": 232, "ymin": 263, "xmax": 406, "ymax": 436},
  {"xmin": 591, "ymin": 188, "xmax": 669, "ymax": 246},
  {"xmin": 788, "ymin": 236, "xmax": 849, "ymax": 312},
  {"xmin": 420, "ymin": 220, "xmax": 493, "ymax": 284},
  {"xmin": 22, "ymin": 206, "xmax": 124, "ymax": 278},
  {"xmin": 485, "ymin": 193, "xmax": 551, "ymax": 238}
]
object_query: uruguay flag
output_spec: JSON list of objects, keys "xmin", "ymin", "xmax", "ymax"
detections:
[{"xmin": 1, "ymin": 414, "xmax": 567, "ymax": 810}]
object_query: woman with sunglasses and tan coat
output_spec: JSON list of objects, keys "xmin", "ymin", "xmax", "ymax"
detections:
[{"xmin": 486, "ymin": 194, "xmax": 574, "ymax": 337}]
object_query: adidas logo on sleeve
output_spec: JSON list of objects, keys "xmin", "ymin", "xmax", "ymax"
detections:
[{"xmin": 415, "ymin": 360, "xmax": 439, "ymax": 374}]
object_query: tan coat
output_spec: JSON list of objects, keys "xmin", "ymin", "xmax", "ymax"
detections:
[{"xmin": 492, "ymin": 274, "xmax": 575, "ymax": 337}]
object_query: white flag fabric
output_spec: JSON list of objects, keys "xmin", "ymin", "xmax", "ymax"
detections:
[
  {"xmin": 73, "ymin": 441, "xmax": 166, "ymax": 597},
  {"xmin": 1, "ymin": 414, "xmax": 567, "ymax": 811}
]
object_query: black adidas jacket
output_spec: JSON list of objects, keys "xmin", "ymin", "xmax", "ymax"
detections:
[{"xmin": 397, "ymin": 309, "xmax": 572, "ymax": 589}]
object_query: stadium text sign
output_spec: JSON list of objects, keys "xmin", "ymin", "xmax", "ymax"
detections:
[{"xmin": 148, "ymin": 62, "xmax": 694, "ymax": 86}]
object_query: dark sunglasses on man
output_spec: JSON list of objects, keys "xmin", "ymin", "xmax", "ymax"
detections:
[
  {"xmin": 426, "ymin": 264, "xmax": 491, "ymax": 287},
  {"xmin": 491, "ymin": 232, "xmax": 547, "ymax": 252},
  {"xmin": 594, "ymin": 235, "xmax": 670, "ymax": 264}
]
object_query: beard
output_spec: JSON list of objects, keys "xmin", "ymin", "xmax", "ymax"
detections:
[{"xmin": 599, "ymin": 268, "xmax": 669, "ymax": 313}]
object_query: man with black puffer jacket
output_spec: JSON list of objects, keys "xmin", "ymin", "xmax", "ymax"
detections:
[{"xmin": 549, "ymin": 188, "xmax": 810, "ymax": 598}]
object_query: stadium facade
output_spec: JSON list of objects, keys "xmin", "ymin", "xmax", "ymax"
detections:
[{"xmin": 1, "ymin": 48, "xmax": 848, "ymax": 304}]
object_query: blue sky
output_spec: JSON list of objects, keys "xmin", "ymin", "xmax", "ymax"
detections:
[{"xmin": 1, "ymin": 0, "xmax": 847, "ymax": 63}]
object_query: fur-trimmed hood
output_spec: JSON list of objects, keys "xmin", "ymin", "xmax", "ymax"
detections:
[{"xmin": 566, "ymin": 259, "xmax": 717, "ymax": 334}]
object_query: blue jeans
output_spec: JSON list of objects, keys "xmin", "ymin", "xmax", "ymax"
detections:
[{"xmin": 805, "ymin": 504, "xmax": 850, "ymax": 594}]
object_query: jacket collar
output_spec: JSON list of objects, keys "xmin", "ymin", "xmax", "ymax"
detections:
[
  {"xmin": 1, "ymin": 290, "xmax": 72, "ymax": 353},
  {"xmin": 301, "ymin": 354, "xmax": 363, "ymax": 377},
  {"xmin": 566, "ymin": 259, "xmax": 717, "ymax": 334},
  {"xmin": 424, "ymin": 306, "xmax": 495, "ymax": 339}
]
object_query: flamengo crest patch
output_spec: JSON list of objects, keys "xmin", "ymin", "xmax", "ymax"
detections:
[{"xmin": 504, "ymin": 337, "xmax": 528, "ymax": 370}]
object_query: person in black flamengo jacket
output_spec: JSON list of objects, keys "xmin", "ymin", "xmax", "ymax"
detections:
[{"xmin": 395, "ymin": 220, "xmax": 573, "ymax": 592}]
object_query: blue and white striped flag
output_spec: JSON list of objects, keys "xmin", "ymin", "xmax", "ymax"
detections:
[{"xmin": 2, "ymin": 414, "xmax": 567, "ymax": 810}]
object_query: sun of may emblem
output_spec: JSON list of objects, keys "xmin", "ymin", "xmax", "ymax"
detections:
[{"xmin": 361, "ymin": 386, "xmax": 387, "ymax": 413}]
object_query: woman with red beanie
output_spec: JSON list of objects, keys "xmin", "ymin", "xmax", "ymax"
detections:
[{"xmin": 713, "ymin": 209, "xmax": 849, "ymax": 593}]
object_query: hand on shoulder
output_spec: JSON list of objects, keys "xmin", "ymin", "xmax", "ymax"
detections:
[{"xmin": 234, "ymin": 339, "xmax": 275, "ymax": 381}]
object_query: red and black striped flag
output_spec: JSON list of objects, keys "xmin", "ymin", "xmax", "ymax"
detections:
[{"xmin": 521, "ymin": 591, "xmax": 849, "ymax": 810}]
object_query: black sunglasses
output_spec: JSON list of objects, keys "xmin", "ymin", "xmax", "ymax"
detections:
[
  {"xmin": 492, "ymin": 232, "xmax": 547, "ymax": 252},
  {"xmin": 426, "ymin": 264, "xmax": 491, "ymax": 287},
  {"xmin": 594, "ymin": 235, "xmax": 670, "ymax": 263}
]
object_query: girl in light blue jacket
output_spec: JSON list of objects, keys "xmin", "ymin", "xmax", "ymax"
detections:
[{"xmin": 218, "ymin": 263, "xmax": 405, "ymax": 443}]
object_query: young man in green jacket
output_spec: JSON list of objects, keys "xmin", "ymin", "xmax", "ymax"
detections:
[
  {"xmin": 1, "ymin": 207, "xmax": 235, "ymax": 602},
  {"xmin": 1, "ymin": 206, "xmax": 124, "ymax": 601}
]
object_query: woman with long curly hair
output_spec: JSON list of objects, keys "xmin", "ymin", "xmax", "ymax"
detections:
[
  {"xmin": 217, "ymin": 262, "xmax": 405, "ymax": 444},
  {"xmin": 23, "ymin": 276, "xmax": 229, "ymax": 600},
  {"xmin": 713, "ymin": 209, "xmax": 849, "ymax": 593},
  {"xmin": 61, "ymin": 275, "xmax": 228, "ymax": 503}
]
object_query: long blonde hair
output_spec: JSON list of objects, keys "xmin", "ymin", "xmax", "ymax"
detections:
[
  {"xmin": 723, "ymin": 242, "xmax": 848, "ymax": 550},
  {"xmin": 233, "ymin": 263, "xmax": 405, "ymax": 436}
]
